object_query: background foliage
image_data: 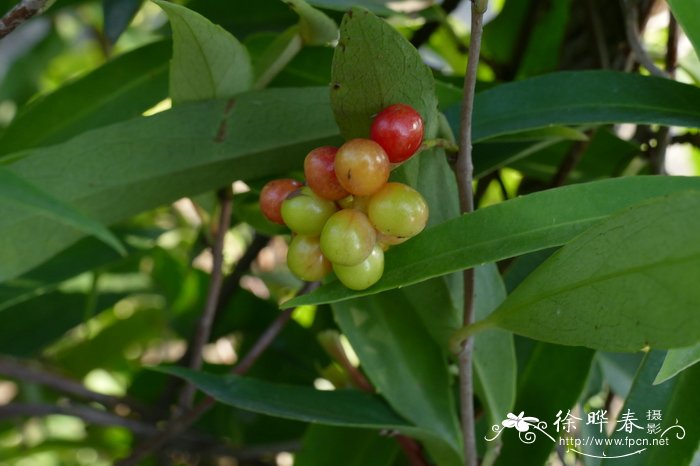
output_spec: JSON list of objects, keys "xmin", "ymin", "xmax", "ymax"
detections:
[{"xmin": 0, "ymin": 0, "xmax": 698, "ymax": 465}]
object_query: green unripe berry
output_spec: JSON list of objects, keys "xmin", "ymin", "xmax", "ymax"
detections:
[
  {"xmin": 368, "ymin": 182, "xmax": 428, "ymax": 238},
  {"xmin": 333, "ymin": 244, "xmax": 384, "ymax": 290},
  {"xmin": 320, "ymin": 209, "xmax": 376, "ymax": 266},
  {"xmin": 287, "ymin": 235, "xmax": 331, "ymax": 282},
  {"xmin": 281, "ymin": 187, "xmax": 338, "ymax": 235}
]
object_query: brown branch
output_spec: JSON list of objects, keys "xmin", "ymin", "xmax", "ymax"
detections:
[
  {"xmin": 665, "ymin": 13, "xmax": 678, "ymax": 75},
  {"xmin": 0, "ymin": 0, "xmax": 48, "ymax": 39},
  {"xmin": 0, "ymin": 402, "xmax": 272, "ymax": 460},
  {"xmin": 621, "ymin": 0, "xmax": 669, "ymax": 78},
  {"xmin": 0, "ymin": 356, "xmax": 147, "ymax": 415},
  {"xmin": 0, "ymin": 402, "xmax": 158, "ymax": 435},
  {"xmin": 179, "ymin": 188, "xmax": 233, "ymax": 408},
  {"xmin": 454, "ymin": 2, "xmax": 485, "ymax": 466},
  {"xmin": 585, "ymin": 0, "xmax": 610, "ymax": 68},
  {"xmin": 116, "ymin": 282, "xmax": 319, "ymax": 466},
  {"xmin": 549, "ymin": 138, "xmax": 591, "ymax": 188},
  {"xmin": 670, "ymin": 133, "xmax": 700, "ymax": 147},
  {"xmin": 649, "ymin": 10, "xmax": 678, "ymax": 175},
  {"xmin": 216, "ymin": 232, "xmax": 270, "ymax": 313}
]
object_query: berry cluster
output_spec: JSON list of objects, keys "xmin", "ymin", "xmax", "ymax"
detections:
[{"xmin": 259, "ymin": 104, "xmax": 428, "ymax": 290}]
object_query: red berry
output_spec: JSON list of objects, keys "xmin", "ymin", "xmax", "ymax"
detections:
[
  {"xmin": 304, "ymin": 146, "xmax": 349, "ymax": 201},
  {"xmin": 260, "ymin": 178, "xmax": 303, "ymax": 224},
  {"xmin": 370, "ymin": 104, "xmax": 424, "ymax": 163}
]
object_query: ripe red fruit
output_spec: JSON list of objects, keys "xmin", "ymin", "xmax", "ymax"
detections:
[
  {"xmin": 334, "ymin": 139, "xmax": 390, "ymax": 196},
  {"xmin": 370, "ymin": 104, "xmax": 424, "ymax": 163},
  {"xmin": 260, "ymin": 178, "xmax": 303, "ymax": 224},
  {"xmin": 304, "ymin": 146, "xmax": 349, "ymax": 201}
]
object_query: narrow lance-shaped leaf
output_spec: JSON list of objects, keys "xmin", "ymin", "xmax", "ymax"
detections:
[
  {"xmin": 654, "ymin": 344, "xmax": 700, "ymax": 385},
  {"xmin": 486, "ymin": 191, "xmax": 700, "ymax": 352},
  {"xmin": 445, "ymin": 71, "xmax": 700, "ymax": 142},
  {"xmin": 1, "ymin": 87, "xmax": 340, "ymax": 282},
  {"xmin": 288, "ymin": 176, "xmax": 700, "ymax": 307},
  {"xmin": 601, "ymin": 351, "xmax": 700, "ymax": 466},
  {"xmin": 154, "ymin": 0, "xmax": 253, "ymax": 103},
  {"xmin": 333, "ymin": 292, "xmax": 464, "ymax": 466},
  {"xmin": 493, "ymin": 343, "xmax": 595, "ymax": 466},
  {"xmin": 295, "ymin": 425, "xmax": 398, "ymax": 466},
  {"xmin": 156, "ymin": 366, "xmax": 463, "ymax": 456},
  {"xmin": 667, "ymin": 0, "xmax": 700, "ymax": 58},
  {"xmin": 0, "ymin": 167, "xmax": 124, "ymax": 255},
  {"xmin": 472, "ymin": 265, "xmax": 516, "ymax": 428},
  {"xmin": 0, "ymin": 41, "xmax": 170, "ymax": 156}
]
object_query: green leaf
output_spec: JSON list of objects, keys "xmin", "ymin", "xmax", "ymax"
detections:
[
  {"xmin": 514, "ymin": 0, "xmax": 570, "ymax": 78},
  {"xmin": 0, "ymin": 292, "xmax": 124, "ymax": 356},
  {"xmin": 156, "ymin": 366, "xmax": 458, "ymax": 452},
  {"xmin": 307, "ymin": 0, "xmax": 394, "ymax": 15},
  {"xmin": 446, "ymin": 71, "xmax": 700, "ymax": 142},
  {"xmin": 493, "ymin": 343, "xmax": 595, "ymax": 466},
  {"xmin": 184, "ymin": 0, "xmax": 297, "ymax": 38},
  {"xmin": 667, "ymin": 0, "xmax": 700, "ymax": 58},
  {"xmin": 154, "ymin": 0, "xmax": 253, "ymax": 104},
  {"xmin": 332, "ymin": 292, "xmax": 463, "ymax": 466},
  {"xmin": 0, "ymin": 227, "xmax": 156, "ymax": 312},
  {"xmin": 155, "ymin": 368, "xmax": 409, "ymax": 428},
  {"xmin": 601, "ymin": 352, "xmax": 700, "ymax": 466},
  {"xmin": 1, "ymin": 87, "xmax": 340, "ymax": 282},
  {"xmin": 488, "ymin": 191, "xmax": 700, "ymax": 352},
  {"xmin": 295, "ymin": 425, "xmax": 398, "ymax": 466},
  {"xmin": 654, "ymin": 344, "xmax": 700, "ymax": 385},
  {"xmin": 472, "ymin": 265, "xmax": 516, "ymax": 427},
  {"xmin": 284, "ymin": 0, "xmax": 338, "ymax": 45},
  {"xmin": 488, "ymin": 126, "xmax": 589, "ymax": 142},
  {"xmin": 0, "ymin": 41, "xmax": 170, "ymax": 156},
  {"xmin": 288, "ymin": 176, "xmax": 700, "ymax": 307},
  {"xmin": 0, "ymin": 167, "xmax": 125, "ymax": 256},
  {"xmin": 330, "ymin": 8, "xmax": 439, "ymax": 139}
]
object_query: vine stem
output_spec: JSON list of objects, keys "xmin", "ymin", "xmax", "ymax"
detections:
[{"xmin": 454, "ymin": 2, "xmax": 486, "ymax": 466}]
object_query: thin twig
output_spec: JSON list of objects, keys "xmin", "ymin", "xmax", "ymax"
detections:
[
  {"xmin": 454, "ymin": 2, "xmax": 485, "ymax": 466},
  {"xmin": 585, "ymin": 0, "xmax": 610, "ymax": 69},
  {"xmin": 0, "ymin": 0, "xmax": 48, "ymax": 39},
  {"xmin": 158, "ymin": 233, "xmax": 270, "ymax": 416},
  {"xmin": 0, "ymin": 402, "xmax": 158, "ymax": 435},
  {"xmin": 117, "ymin": 282, "xmax": 318, "ymax": 466},
  {"xmin": 621, "ymin": 0, "xmax": 669, "ymax": 78},
  {"xmin": 670, "ymin": 133, "xmax": 700, "ymax": 147},
  {"xmin": 649, "ymin": 10, "xmax": 678, "ymax": 174},
  {"xmin": 179, "ymin": 188, "xmax": 233, "ymax": 408},
  {"xmin": 0, "ymin": 402, "xmax": 264, "ymax": 460},
  {"xmin": 0, "ymin": 356, "xmax": 146, "ymax": 415},
  {"xmin": 216, "ymin": 233, "xmax": 270, "ymax": 313},
  {"xmin": 549, "ymin": 138, "xmax": 591, "ymax": 188},
  {"xmin": 665, "ymin": 13, "xmax": 678, "ymax": 75}
]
